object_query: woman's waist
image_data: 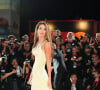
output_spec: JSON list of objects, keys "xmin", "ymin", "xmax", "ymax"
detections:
[
  {"xmin": 32, "ymin": 67, "xmax": 47, "ymax": 76},
  {"xmin": 33, "ymin": 64, "xmax": 45, "ymax": 70}
]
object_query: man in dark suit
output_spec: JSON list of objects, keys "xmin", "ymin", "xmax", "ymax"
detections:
[{"xmin": 53, "ymin": 48, "xmax": 68, "ymax": 90}]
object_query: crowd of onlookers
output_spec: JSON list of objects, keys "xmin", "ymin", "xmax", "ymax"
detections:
[{"xmin": 0, "ymin": 31, "xmax": 100, "ymax": 90}]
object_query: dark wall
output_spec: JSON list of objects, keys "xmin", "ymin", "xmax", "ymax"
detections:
[{"xmin": 20, "ymin": 0, "xmax": 100, "ymax": 37}]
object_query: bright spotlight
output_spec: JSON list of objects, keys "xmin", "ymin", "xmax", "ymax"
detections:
[
  {"xmin": 76, "ymin": 21, "xmax": 89, "ymax": 30},
  {"xmin": 48, "ymin": 23, "xmax": 55, "ymax": 32}
]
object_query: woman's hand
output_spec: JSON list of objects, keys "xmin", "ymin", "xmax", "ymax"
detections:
[
  {"xmin": 27, "ymin": 79, "xmax": 32, "ymax": 85},
  {"xmin": 48, "ymin": 78, "xmax": 52, "ymax": 89},
  {"xmin": 27, "ymin": 76, "xmax": 32, "ymax": 85}
]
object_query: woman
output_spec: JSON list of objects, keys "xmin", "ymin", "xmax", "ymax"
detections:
[{"xmin": 28, "ymin": 21, "xmax": 52, "ymax": 90}]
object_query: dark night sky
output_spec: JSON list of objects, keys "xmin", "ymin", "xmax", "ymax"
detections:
[{"xmin": 20, "ymin": 0, "xmax": 100, "ymax": 36}]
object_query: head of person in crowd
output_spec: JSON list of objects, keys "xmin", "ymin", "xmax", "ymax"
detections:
[
  {"xmin": 92, "ymin": 69, "xmax": 100, "ymax": 78},
  {"xmin": 84, "ymin": 45, "xmax": 91, "ymax": 55},
  {"xmin": 56, "ymin": 30, "xmax": 61, "ymax": 37},
  {"xmin": 95, "ymin": 33, "xmax": 100, "ymax": 48},
  {"xmin": 55, "ymin": 36, "xmax": 62, "ymax": 49},
  {"xmin": 1, "ymin": 39, "xmax": 8, "ymax": 47},
  {"xmin": 22, "ymin": 34, "xmax": 29, "ymax": 42},
  {"xmin": 11, "ymin": 58, "xmax": 19, "ymax": 68},
  {"xmin": 66, "ymin": 32, "xmax": 75, "ymax": 42},
  {"xmin": 72, "ymin": 46, "xmax": 78, "ymax": 54},
  {"xmin": 70, "ymin": 74, "xmax": 77, "ymax": 84},
  {"xmin": 52, "ymin": 30, "xmax": 63, "ymax": 43},
  {"xmin": 95, "ymin": 33, "xmax": 100, "ymax": 42},
  {"xmin": 60, "ymin": 43, "xmax": 66, "ymax": 52},
  {"xmin": 24, "ymin": 42, "xmax": 31, "ymax": 52},
  {"xmin": 8, "ymin": 35, "xmax": 15, "ymax": 44},
  {"xmin": 53, "ymin": 30, "xmax": 61, "ymax": 37},
  {"xmin": 91, "ymin": 53, "xmax": 99, "ymax": 63},
  {"xmin": 82, "ymin": 34, "xmax": 90, "ymax": 43}
]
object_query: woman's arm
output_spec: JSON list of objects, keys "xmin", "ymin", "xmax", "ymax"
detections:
[{"xmin": 44, "ymin": 41, "xmax": 52, "ymax": 88}]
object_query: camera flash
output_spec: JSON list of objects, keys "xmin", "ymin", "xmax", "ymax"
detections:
[{"xmin": 0, "ymin": 57, "xmax": 2, "ymax": 61}]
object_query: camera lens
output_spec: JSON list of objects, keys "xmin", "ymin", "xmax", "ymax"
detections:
[{"xmin": 66, "ymin": 49, "xmax": 71, "ymax": 52}]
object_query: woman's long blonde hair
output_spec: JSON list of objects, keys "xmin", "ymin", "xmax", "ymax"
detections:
[
  {"xmin": 33, "ymin": 21, "xmax": 52, "ymax": 48},
  {"xmin": 32, "ymin": 21, "xmax": 53, "ymax": 60}
]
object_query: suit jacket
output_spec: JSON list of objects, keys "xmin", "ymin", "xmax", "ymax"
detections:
[{"xmin": 55, "ymin": 49, "xmax": 67, "ymax": 73}]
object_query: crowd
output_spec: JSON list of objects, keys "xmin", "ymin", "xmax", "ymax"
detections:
[{"xmin": 0, "ymin": 31, "xmax": 100, "ymax": 90}]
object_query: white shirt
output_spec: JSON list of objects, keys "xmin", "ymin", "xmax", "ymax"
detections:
[{"xmin": 71, "ymin": 84, "xmax": 76, "ymax": 90}]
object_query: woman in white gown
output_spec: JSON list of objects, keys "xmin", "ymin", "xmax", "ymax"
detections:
[{"xmin": 28, "ymin": 21, "xmax": 53, "ymax": 90}]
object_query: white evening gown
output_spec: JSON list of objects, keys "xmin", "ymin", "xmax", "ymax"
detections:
[{"xmin": 31, "ymin": 41, "xmax": 50, "ymax": 90}]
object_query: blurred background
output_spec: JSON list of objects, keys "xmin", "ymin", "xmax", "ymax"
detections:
[{"xmin": 0, "ymin": 0, "xmax": 100, "ymax": 40}]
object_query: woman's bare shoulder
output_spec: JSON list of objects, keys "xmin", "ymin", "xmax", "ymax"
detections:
[{"xmin": 44, "ymin": 40, "xmax": 50, "ymax": 47}]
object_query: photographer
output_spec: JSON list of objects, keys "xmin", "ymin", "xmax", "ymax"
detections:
[
  {"xmin": 0, "ymin": 69, "xmax": 17, "ymax": 90},
  {"xmin": 68, "ymin": 46, "xmax": 83, "ymax": 79},
  {"xmin": 0, "ymin": 55, "xmax": 10, "ymax": 73},
  {"xmin": 22, "ymin": 34, "xmax": 29, "ymax": 43},
  {"xmin": 0, "ymin": 39, "xmax": 11, "ymax": 56},
  {"xmin": 10, "ymin": 58, "xmax": 23, "ymax": 90},
  {"xmin": 8, "ymin": 35, "xmax": 20, "ymax": 57},
  {"xmin": 22, "ymin": 61, "xmax": 32, "ymax": 78},
  {"xmin": 0, "ymin": 56, "xmax": 17, "ymax": 90},
  {"xmin": 18, "ymin": 34, "xmax": 30, "ymax": 52},
  {"xmin": 17, "ymin": 42, "xmax": 33, "ymax": 67},
  {"xmin": 94, "ymin": 33, "xmax": 100, "ymax": 59},
  {"xmin": 80, "ymin": 34, "xmax": 90, "ymax": 52},
  {"xmin": 22, "ymin": 61, "xmax": 32, "ymax": 90}
]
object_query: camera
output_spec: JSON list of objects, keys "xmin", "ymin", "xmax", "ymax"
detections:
[
  {"xmin": 25, "ymin": 59, "xmax": 30, "ymax": 63},
  {"xmin": 8, "ymin": 43, "xmax": 13, "ymax": 48},
  {"xmin": 17, "ymin": 69, "xmax": 21, "ymax": 77},
  {"xmin": 14, "ymin": 39, "xmax": 18, "ymax": 43},
  {"xmin": 73, "ymin": 56, "xmax": 77, "ymax": 59},
  {"xmin": 2, "ymin": 55, "xmax": 7, "ymax": 61},
  {"xmin": 0, "ymin": 55, "xmax": 7, "ymax": 64},
  {"xmin": 1, "ymin": 69, "xmax": 6, "ymax": 75},
  {"xmin": 72, "ymin": 43, "xmax": 75, "ymax": 46},
  {"xmin": 0, "ymin": 57, "xmax": 2, "ymax": 62},
  {"xmin": 66, "ymin": 48, "xmax": 71, "ymax": 53}
]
